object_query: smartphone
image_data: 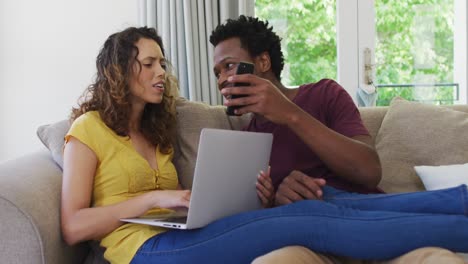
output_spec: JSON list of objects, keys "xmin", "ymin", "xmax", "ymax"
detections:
[{"xmin": 226, "ymin": 62, "xmax": 255, "ymax": 116}]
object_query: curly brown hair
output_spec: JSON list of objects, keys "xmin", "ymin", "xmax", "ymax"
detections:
[{"xmin": 71, "ymin": 27, "xmax": 177, "ymax": 154}]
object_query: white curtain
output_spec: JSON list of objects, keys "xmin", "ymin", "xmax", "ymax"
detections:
[{"xmin": 138, "ymin": 0, "xmax": 254, "ymax": 105}]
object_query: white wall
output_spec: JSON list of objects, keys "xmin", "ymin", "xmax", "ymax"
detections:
[{"xmin": 0, "ymin": 0, "xmax": 138, "ymax": 162}]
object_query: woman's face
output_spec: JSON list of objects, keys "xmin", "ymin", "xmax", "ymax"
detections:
[{"xmin": 128, "ymin": 37, "xmax": 166, "ymax": 106}]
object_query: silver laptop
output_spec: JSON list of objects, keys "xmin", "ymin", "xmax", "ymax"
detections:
[{"xmin": 121, "ymin": 128, "xmax": 273, "ymax": 229}]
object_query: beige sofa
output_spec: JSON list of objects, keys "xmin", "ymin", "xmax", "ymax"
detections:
[{"xmin": 1, "ymin": 97, "xmax": 467, "ymax": 263}]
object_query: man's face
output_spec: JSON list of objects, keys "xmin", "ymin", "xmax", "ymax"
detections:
[{"xmin": 213, "ymin": 37, "xmax": 254, "ymax": 91}]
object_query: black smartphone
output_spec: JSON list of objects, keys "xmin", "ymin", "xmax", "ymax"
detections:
[{"xmin": 226, "ymin": 62, "xmax": 255, "ymax": 116}]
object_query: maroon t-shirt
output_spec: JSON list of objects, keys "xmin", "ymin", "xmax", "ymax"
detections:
[{"xmin": 244, "ymin": 79, "xmax": 382, "ymax": 194}]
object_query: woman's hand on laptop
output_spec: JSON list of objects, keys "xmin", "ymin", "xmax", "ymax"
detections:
[
  {"xmin": 148, "ymin": 190, "xmax": 191, "ymax": 209},
  {"xmin": 256, "ymin": 166, "xmax": 275, "ymax": 208}
]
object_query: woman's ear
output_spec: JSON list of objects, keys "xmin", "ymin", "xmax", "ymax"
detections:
[{"xmin": 254, "ymin": 52, "xmax": 272, "ymax": 74}]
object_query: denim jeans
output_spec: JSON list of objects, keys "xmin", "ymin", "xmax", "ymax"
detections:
[{"xmin": 131, "ymin": 185, "xmax": 468, "ymax": 264}]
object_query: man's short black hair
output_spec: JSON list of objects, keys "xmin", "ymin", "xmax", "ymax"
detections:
[{"xmin": 210, "ymin": 15, "xmax": 284, "ymax": 81}]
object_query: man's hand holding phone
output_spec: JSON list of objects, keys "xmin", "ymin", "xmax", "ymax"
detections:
[
  {"xmin": 222, "ymin": 62, "xmax": 301, "ymax": 125},
  {"xmin": 226, "ymin": 62, "xmax": 255, "ymax": 116}
]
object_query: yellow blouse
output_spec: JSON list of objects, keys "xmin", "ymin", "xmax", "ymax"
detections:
[{"xmin": 65, "ymin": 111, "xmax": 178, "ymax": 264}]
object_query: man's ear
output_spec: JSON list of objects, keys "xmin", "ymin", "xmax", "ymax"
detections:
[{"xmin": 254, "ymin": 52, "xmax": 271, "ymax": 73}]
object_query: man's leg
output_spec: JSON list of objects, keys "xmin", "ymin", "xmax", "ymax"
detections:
[
  {"xmin": 251, "ymin": 246, "xmax": 334, "ymax": 264},
  {"xmin": 385, "ymin": 247, "xmax": 465, "ymax": 264}
]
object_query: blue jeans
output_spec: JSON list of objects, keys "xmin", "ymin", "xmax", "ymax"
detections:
[{"xmin": 131, "ymin": 185, "xmax": 468, "ymax": 264}]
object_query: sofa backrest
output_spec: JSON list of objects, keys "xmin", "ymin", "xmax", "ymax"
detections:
[
  {"xmin": 37, "ymin": 97, "xmax": 468, "ymax": 193},
  {"xmin": 173, "ymin": 97, "xmax": 468, "ymax": 193},
  {"xmin": 359, "ymin": 104, "xmax": 468, "ymax": 147},
  {"xmin": 359, "ymin": 107, "xmax": 388, "ymax": 143}
]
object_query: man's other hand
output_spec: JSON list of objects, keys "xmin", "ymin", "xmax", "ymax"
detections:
[{"xmin": 275, "ymin": 170, "xmax": 326, "ymax": 206}]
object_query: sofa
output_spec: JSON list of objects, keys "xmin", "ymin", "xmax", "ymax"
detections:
[{"xmin": 1, "ymin": 97, "xmax": 468, "ymax": 263}]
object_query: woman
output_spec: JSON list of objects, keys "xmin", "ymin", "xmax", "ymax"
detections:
[{"xmin": 61, "ymin": 27, "xmax": 468, "ymax": 264}]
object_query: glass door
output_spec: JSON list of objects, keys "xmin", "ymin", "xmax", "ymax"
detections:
[
  {"xmin": 255, "ymin": 0, "xmax": 467, "ymax": 105},
  {"xmin": 364, "ymin": 0, "xmax": 467, "ymax": 105}
]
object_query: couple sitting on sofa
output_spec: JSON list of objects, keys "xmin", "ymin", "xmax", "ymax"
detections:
[{"xmin": 61, "ymin": 15, "xmax": 468, "ymax": 263}]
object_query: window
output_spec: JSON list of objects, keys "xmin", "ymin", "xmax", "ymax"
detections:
[
  {"xmin": 255, "ymin": 0, "xmax": 337, "ymax": 87},
  {"xmin": 255, "ymin": 0, "xmax": 467, "ymax": 105},
  {"xmin": 375, "ymin": 0, "xmax": 458, "ymax": 105}
]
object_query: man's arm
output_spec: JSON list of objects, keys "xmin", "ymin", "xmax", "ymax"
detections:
[
  {"xmin": 222, "ymin": 75, "xmax": 382, "ymax": 190},
  {"xmin": 274, "ymin": 131, "xmax": 380, "ymax": 206},
  {"xmin": 286, "ymin": 108, "xmax": 381, "ymax": 189}
]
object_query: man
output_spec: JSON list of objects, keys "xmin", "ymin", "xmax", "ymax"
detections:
[
  {"xmin": 210, "ymin": 15, "xmax": 381, "ymax": 205},
  {"xmin": 209, "ymin": 15, "xmax": 465, "ymax": 264}
]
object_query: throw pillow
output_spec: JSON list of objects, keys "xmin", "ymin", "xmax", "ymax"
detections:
[
  {"xmin": 414, "ymin": 163, "xmax": 468, "ymax": 191},
  {"xmin": 36, "ymin": 119, "xmax": 70, "ymax": 169},
  {"xmin": 375, "ymin": 98, "xmax": 468, "ymax": 193}
]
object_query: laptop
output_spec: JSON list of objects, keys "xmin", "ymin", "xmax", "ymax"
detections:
[{"xmin": 121, "ymin": 128, "xmax": 273, "ymax": 229}]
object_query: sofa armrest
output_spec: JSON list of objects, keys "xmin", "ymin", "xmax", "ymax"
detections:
[{"xmin": 0, "ymin": 149, "xmax": 88, "ymax": 264}]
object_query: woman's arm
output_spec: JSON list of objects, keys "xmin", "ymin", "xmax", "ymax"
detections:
[{"xmin": 61, "ymin": 137, "xmax": 190, "ymax": 246}]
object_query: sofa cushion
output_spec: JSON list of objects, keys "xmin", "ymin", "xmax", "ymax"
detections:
[
  {"xmin": 414, "ymin": 163, "xmax": 468, "ymax": 191},
  {"xmin": 375, "ymin": 98, "xmax": 468, "ymax": 193}
]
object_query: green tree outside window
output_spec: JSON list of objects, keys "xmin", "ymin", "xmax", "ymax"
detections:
[{"xmin": 256, "ymin": 0, "xmax": 455, "ymax": 105}]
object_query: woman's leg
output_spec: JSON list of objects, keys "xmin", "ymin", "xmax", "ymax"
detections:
[
  {"xmin": 322, "ymin": 184, "xmax": 468, "ymax": 216},
  {"xmin": 131, "ymin": 200, "xmax": 468, "ymax": 264}
]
